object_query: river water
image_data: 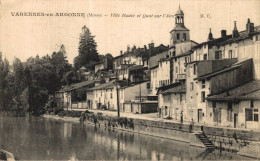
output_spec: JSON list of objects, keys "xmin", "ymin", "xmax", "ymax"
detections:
[{"xmin": 0, "ymin": 116, "xmax": 254, "ymax": 160}]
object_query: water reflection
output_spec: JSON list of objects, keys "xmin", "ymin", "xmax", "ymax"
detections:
[{"xmin": 0, "ymin": 116, "xmax": 255, "ymax": 160}]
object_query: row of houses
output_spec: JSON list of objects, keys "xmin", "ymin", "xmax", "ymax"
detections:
[{"xmin": 55, "ymin": 7, "xmax": 260, "ymax": 130}]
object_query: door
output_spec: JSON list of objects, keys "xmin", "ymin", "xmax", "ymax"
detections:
[
  {"xmin": 198, "ymin": 109, "xmax": 203, "ymax": 122},
  {"xmin": 234, "ymin": 113, "xmax": 238, "ymax": 128}
]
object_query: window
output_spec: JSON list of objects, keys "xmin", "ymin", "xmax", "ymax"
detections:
[
  {"xmin": 183, "ymin": 33, "xmax": 186, "ymax": 41},
  {"xmin": 228, "ymin": 50, "xmax": 233, "ymax": 58},
  {"xmin": 203, "ymin": 54, "xmax": 207, "ymax": 60},
  {"xmin": 110, "ymin": 93, "xmax": 113, "ymax": 99},
  {"xmin": 215, "ymin": 51, "xmax": 222, "ymax": 59},
  {"xmin": 250, "ymin": 100, "xmax": 254, "ymax": 108},
  {"xmin": 147, "ymin": 82, "xmax": 150, "ymax": 89},
  {"xmin": 176, "ymin": 67, "xmax": 178, "ymax": 73},
  {"xmin": 246, "ymin": 109, "xmax": 253, "ymax": 121},
  {"xmin": 193, "ymin": 64, "xmax": 196, "ymax": 75},
  {"xmin": 177, "ymin": 33, "xmax": 180, "ymax": 40},
  {"xmin": 190, "ymin": 82, "xmax": 194, "ymax": 91},
  {"xmin": 204, "ymin": 44, "xmax": 206, "ymax": 48},
  {"xmin": 202, "ymin": 80, "xmax": 205, "ymax": 88},
  {"xmin": 254, "ymin": 109, "xmax": 259, "ymax": 121},
  {"xmin": 201, "ymin": 91, "xmax": 205, "ymax": 102},
  {"xmin": 246, "ymin": 107, "xmax": 259, "ymax": 122},
  {"xmin": 256, "ymin": 35, "xmax": 258, "ymax": 41},
  {"xmin": 165, "ymin": 106, "xmax": 168, "ymax": 115}
]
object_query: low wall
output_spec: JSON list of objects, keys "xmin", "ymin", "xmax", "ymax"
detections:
[
  {"xmin": 85, "ymin": 114, "xmax": 260, "ymax": 159},
  {"xmin": 49, "ymin": 110, "xmax": 260, "ymax": 159}
]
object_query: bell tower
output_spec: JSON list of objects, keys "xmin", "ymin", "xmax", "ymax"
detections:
[{"xmin": 170, "ymin": 5, "xmax": 190, "ymax": 46}]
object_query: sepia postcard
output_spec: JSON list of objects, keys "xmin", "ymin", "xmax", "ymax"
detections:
[{"xmin": 0, "ymin": 0, "xmax": 260, "ymax": 160}]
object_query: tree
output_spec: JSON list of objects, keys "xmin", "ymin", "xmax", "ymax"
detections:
[{"xmin": 74, "ymin": 26, "xmax": 100, "ymax": 70}]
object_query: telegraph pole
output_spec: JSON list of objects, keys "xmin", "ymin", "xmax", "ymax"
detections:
[{"xmin": 116, "ymin": 70, "xmax": 120, "ymax": 117}]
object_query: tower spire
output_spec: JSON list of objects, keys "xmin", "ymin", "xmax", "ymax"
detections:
[
  {"xmin": 208, "ymin": 28, "xmax": 213, "ymax": 41},
  {"xmin": 232, "ymin": 21, "xmax": 239, "ymax": 38}
]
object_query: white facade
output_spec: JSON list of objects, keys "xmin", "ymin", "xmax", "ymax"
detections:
[
  {"xmin": 119, "ymin": 82, "xmax": 149, "ymax": 111},
  {"xmin": 157, "ymin": 59, "xmax": 171, "ymax": 87}
]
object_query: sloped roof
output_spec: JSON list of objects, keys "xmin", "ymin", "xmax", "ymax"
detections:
[
  {"xmin": 171, "ymin": 24, "xmax": 189, "ymax": 31},
  {"xmin": 195, "ymin": 59, "xmax": 252, "ymax": 80},
  {"xmin": 87, "ymin": 80, "xmax": 116, "ymax": 91},
  {"xmin": 176, "ymin": 7, "xmax": 184, "ymax": 15},
  {"xmin": 207, "ymin": 80, "xmax": 260, "ymax": 101},
  {"xmin": 142, "ymin": 44, "xmax": 169, "ymax": 60},
  {"xmin": 64, "ymin": 80, "xmax": 96, "ymax": 92},
  {"xmin": 160, "ymin": 84, "xmax": 186, "ymax": 95},
  {"xmin": 157, "ymin": 82, "xmax": 184, "ymax": 95},
  {"xmin": 194, "ymin": 26, "xmax": 260, "ymax": 49}
]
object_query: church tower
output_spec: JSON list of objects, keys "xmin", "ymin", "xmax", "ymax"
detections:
[{"xmin": 170, "ymin": 5, "xmax": 190, "ymax": 46}]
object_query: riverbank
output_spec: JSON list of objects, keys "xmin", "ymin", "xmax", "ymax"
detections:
[{"xmin": 43, "ymin": 110, "xmax": 260, "ymax": 159}]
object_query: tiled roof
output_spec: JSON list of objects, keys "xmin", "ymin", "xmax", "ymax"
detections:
[
  {"xmin": 194, "ymin": 26, "xmax": 260, "ymax": 49},
  {"xmin": 157, "ymin": 82, "xmax": 184, "ymax": 95},
  {"xmin": 142, "ymin": 44, "xmax": 168, "ymax": 60},
  {"xmin": 87, "ymin": 80, "xmax": 116, "ymax": 91},
  {"xmin": 160, "ymin": 84, "xmax": 186, "ymax": 95},
  {"xmin": 207, "ymin": 80, "xmax": 260, "ymax": 101},
  {"xmin": 64, "ymin": 80, "xmax": 96, "ymax": 92},
  {"xmin": 173, "ymin": 50, "xmax": 193, "ymax": 58}
]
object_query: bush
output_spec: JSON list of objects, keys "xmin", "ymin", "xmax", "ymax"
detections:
[
  {"xmin": 165, "ymin": 116, "xmax": 172, "ymax": 120},
  {"xmin": 53, "ymin": 107, "xmax": 64, "ymax": 115}
]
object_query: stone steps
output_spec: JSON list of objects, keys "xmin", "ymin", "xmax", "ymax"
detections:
[{"xmin": 195, "ymin": 132, "xmax": 215, "ymax": 149}]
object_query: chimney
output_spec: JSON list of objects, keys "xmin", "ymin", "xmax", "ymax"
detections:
[
  {"xmin": 208, "ymin": 28, "xmax": 213, "ymax": 41},
  {"xmin": 144, "ymin": 45, "xmax": 147, "ymax": 51},
  {"xmin": 246, "ymin": 18, "xmax": 254, "ymax": 34},
  {"xmin": 221, "ymin": 30, "xmax": 227, "ymax": 38},
  {"xmin": 120, "ymin": 50, "xmax": 123, "ymax": 55},
  {"xmin": 232, "ymin": 21, "xmax": 239, "ymax": 38},
  {"xmin": 127, "ymin": 45, "xmax": 130, "ymax": 52},
  {"xmin": 148, "ymin": 42, "xmax": 154, "ymax": 55},
  {"xmin": 132, "ymin": 45, "xmax": 136, "ymax": 53}
]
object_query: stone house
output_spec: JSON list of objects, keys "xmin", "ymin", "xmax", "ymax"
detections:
[
  {"xmin": 207, "ymin": 80, "xmax": 260, "ymax": 130},
  {"xmin": 185, "ymin": 59, "xmax": 238, "ymax": 123},
  {"xmin": 86, "ymin": 80, "xmax": 118, "ymax": 110},
  {"xmin": 157, "ymin": 82, "xmax": 186, "ymax": 120},
  {"xmin": 119, "ymin": 81, "xmax": 152, "ymax": 113}
]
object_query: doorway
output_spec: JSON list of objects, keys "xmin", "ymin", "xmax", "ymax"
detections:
[{"xmin": 198, "ymin": 109, "xmax": 203, "ymax": 123}]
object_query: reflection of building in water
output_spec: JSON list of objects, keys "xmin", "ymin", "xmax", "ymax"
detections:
[{"xmin": 64, "ymin": 122, "xmax": 72, "ymax": 139}]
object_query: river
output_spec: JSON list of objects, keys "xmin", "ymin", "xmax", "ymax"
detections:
[{"xmin": 0, "ymin": 116, "xmax": 254, "ymax": 160}]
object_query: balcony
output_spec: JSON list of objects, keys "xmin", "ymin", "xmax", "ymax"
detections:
[{"xmin": 177, "ymin": 74, "xmax": 186, "ymax": 80}]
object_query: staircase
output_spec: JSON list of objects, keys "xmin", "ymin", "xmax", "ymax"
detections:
[{"xmin": 195, "ymin": 132, "xmax": 215, "ymax": 149}]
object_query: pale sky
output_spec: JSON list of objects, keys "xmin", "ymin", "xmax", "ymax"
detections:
[{"xmin": 0, "ymin": 0, "xmax": 259, "ymax": 64}]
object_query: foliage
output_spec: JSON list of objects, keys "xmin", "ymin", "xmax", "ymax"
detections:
[
  {"xmin": 74, "ymin": 26, "xmax": 100, "ymax": 70},
  {"xmin": 0, "ymin": 45, "xmax": 74, "ymax": 115}
]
